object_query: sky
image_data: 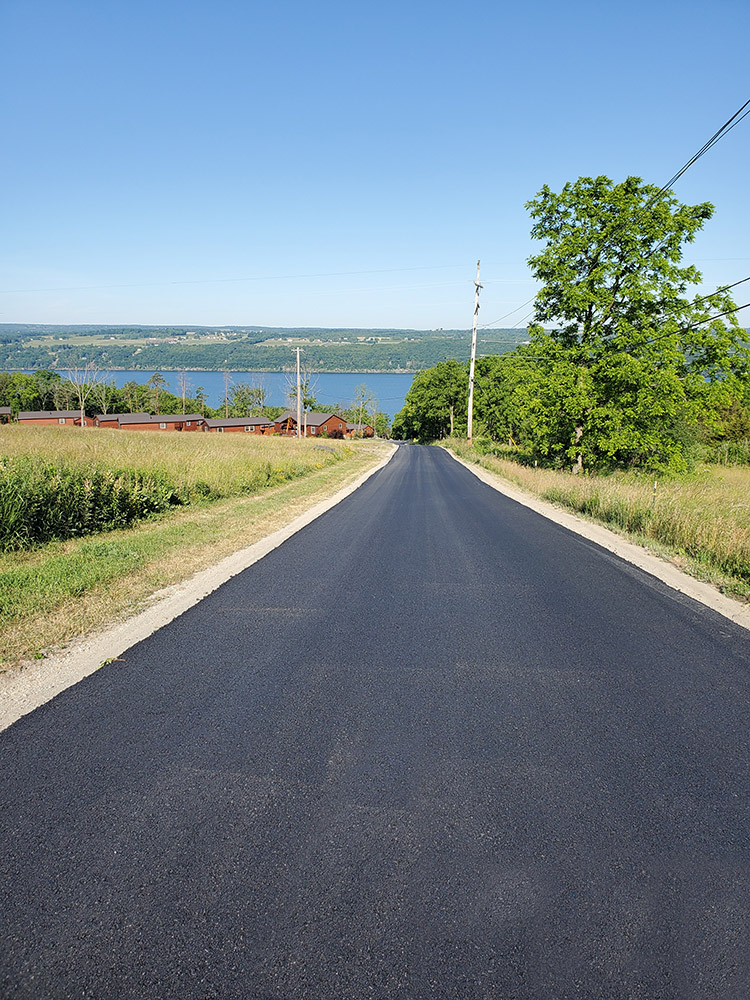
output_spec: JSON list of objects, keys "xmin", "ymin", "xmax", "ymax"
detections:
[{"xmin": 1, "ymin": 0, "xmax": 749, "ymax": 331}]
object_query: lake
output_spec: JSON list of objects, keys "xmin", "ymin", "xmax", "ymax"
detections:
[{"xmin": 103, "ymin": 371, "xmax": 415, "ymax": 417}]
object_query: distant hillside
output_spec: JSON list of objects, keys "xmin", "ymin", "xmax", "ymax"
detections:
[{"xmin": 0, "ymin": 324, "xmax": 531, "ymax": 372}]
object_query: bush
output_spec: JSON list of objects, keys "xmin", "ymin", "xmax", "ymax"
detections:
[{"xmin": 0, "ymin": 458, "xmax": 184, "ymax": 551}]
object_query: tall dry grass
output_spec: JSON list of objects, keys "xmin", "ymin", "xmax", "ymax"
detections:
[
  {"xmin": 0, "ymin": 425, "xmax": 352, "ymax": 550},
  {"xmin": 445, "ymin": 438, "xmax": 750, "ymax": 594}
]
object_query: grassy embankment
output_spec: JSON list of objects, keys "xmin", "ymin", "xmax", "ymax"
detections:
[
  {"xmin": 0, "ymin": 426, "xmax": 390, "ymax": 669},
  {"xmin": 443, "ymin": 438, "xmax": 750, "ymax": 601}
]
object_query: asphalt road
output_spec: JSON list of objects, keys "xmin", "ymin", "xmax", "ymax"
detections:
[{"xmin": 1, "ymin": 444, "xmax": 749, "ymax": 1000}]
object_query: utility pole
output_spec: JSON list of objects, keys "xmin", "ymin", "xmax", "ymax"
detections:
[
  {"xmin": 223, "ymin": 370, "xmax": 231, "ymax": 419},
  {"xmin": 467, "ymin": 259, "xmax": 482, "ymax": 445},
  {"xmin": 296, "ymin": 347, "xmax": 302, "ymax": 439}
]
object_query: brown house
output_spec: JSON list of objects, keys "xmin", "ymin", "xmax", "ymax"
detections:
[
  {"xmin": 0, "ymin": 407, "xmax": 11, "ymax": 424},
  {"xmin": 345, "ymin": 422, "xmax": 374, "ymax": 438},
  {"xmin": 94, "ymin": 412, "xmax": 150, "ymax": 429},
  {"xmin": 274, "ymin": 411, "xmax": 348, "ymax": 438},
  {"xmin": 17, "ymin": 410, "xmax": 93, "ymax": 427},
  {"xmin": 203, "ymin": 417, "xmax": 275, "ymax": 434},
  {"xmin": 116, "ymin": 414, "xmax": 206, "ymax": 431}
]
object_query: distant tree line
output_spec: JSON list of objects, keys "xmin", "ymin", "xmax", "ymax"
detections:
[
  {"xmin": 0, "ymin": 370, "xmax": 281, "ymax": 422},
  {"xmin": 0, "ymin": 369, "xmax": 392, "ymax": 434},
  {"xmin": 0, "ymin": 332, "xmax": 529, "ymax": 373}
]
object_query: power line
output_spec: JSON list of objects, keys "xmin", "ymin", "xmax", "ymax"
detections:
[
  {"xmin": 652, "ymin": 99, "xmax": 750, "ymax": 200},
  {"xmin": 479, "ymin": 296, "xmax": 536, "ymax": 329},
  {"xmin": 691, "ymin": 274, "xmax": 750, "ymax": 307},
  {"xmin": 481, "ymin": 292, "xmax": 750, "ymax": 367},
  {"xmin": 683, "ymin": 299, "xmax": 750, "ymax": 332},
  {"xmin": 536, "ymin": 99, "xmax": 750, "ymax": 331}
]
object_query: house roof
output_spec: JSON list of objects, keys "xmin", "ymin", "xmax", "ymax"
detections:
[
  {"xmin": 18, "ymin": 410, "xmax": 79, "ymax": 419},
  {"xmin": 117, "ymin": 413, "xmax": 204, "ymax": 424},
  {"xmin": 96, "ymin": 412, "xmax": 150, "ymax": 421},
  {"xmin": 347, "ymin": 422, "xmax": 373, "ymax": 431},
  {"xmin": 0, "ymin": 407, "xmax": 11, "ymax": 415},
  {"xmin": 204, "ymin": 416, "xmax": 273, "ymax": 428},
  {"xmin": 275, "ymin": 410, "xmax": 341, "ymax": 427}
]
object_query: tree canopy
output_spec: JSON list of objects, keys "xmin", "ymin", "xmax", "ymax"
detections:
[{"xmin": 394, "ymin": 176, "xmax": 749, "ymax": 471}]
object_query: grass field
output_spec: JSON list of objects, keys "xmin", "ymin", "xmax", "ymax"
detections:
[
  {"xmin": 444, "ymin": 438, "xmax": 750, "ymax": 600},
  {"xmin": 0, "ymin": 425, "xmax": 358, "ymax": 550},
  {"xmin": 2, "ymin": 424, "xmax": 352, "ymax": 500},
  {"xmin": 0, "ymin": 426, "xmax": 390, "ymax": 669}
]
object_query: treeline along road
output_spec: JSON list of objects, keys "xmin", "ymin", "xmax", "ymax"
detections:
[{"xmin": 1, "ymin": 445, "xmax": 748, "ymax": 998}]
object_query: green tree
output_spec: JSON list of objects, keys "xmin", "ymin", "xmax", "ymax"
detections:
[
  {"xmin": 229, "ymin": 382, "xmax": 266, "ymax": 417},
  {"xmin": 195, "ymin": 385, "xmax": 208, "ymax": 416},
  {"xmin": 520, "ymin": 175, "xmax": 749, "ymax": 471},
  {"xmin": 0, "ymin": 371, "xmax": 60, "ymax": 414},
  {"xmin": 147, "ymin": 371, "xmax": 167, "ymax": 414},
  {"xmin": 393, "ymin": 360, "xmax": 469, "ymax": 440},
  {"xmin": 122, "ymin": 380, "xmax": 150, "ymax": 413}
]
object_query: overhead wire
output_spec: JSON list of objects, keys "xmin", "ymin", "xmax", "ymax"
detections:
[
  {"xmin": 650, "ymin": 99, "xmax": 750, "ymax": 200},
  {"xmin": 548, "ymin": 98, "xmax": 750, "ymax": 332},
  {"xmin": 479, "ymin": 296, "xmax": 536, "ymax": 330}
]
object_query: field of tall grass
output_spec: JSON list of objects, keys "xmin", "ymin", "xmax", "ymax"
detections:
[
  {"xmin": 445, "ymin": 438, "xmax": 750, "ymax": 598},
  {"xmin": 0, "ymin": 439, "xmax": 391, "ymax": 668},
  {"xmin": 0, "ymin": 425, "xmax": 352, "ymax": 551}
]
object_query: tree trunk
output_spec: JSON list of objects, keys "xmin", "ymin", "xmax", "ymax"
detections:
[{"xmin": 573, "ymin": 423, "xmax": 584, "ymax": 474}]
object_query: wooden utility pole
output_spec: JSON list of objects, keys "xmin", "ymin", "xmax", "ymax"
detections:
[
  {"xmin": 296, "ymin": 348, "xmax": 302, "ymax": 439},
  {"xmin": 467, "ymin": 259, "xmax": 482, "ymax": 445}
]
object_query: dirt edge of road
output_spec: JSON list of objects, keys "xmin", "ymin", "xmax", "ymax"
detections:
[
  {"xmin": 0, "ymin": 445, "xmax": 397, "ymax": 733},
  {"xmin": 447, "ymin": 448, "xmax": 750, "ymax": 634}
]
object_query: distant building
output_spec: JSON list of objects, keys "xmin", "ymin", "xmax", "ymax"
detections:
[
  {"xmin": 203, "ymin": 417, "xmax": 275, "ymax": 434},
  {"xmin": 94, "ymin": 412, "xmax": 151, "ymax": 429},
  {"xmin": 116, "ymin": 414, "xmax": 206, "ymax": 431},
  {"xmin": 273, "ymin": 411, "xmax": 348, "ymax": 438},
  {"xmin": 345, "ymin": 422, "xmax": 374, "ymax": 438},
  {"xmin": 17, "ymin": 410, "xmax": 92, "ymax": 426}
]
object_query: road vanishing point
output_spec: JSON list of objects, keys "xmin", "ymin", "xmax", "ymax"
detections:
[{"xmin": 1, "ymin": 445, "xmax": 748, "ymax": 999}]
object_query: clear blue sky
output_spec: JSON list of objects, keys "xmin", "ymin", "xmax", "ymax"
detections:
[{"xmin": 2, "ymin": 0, "xmax": 748, "ymax": 330}]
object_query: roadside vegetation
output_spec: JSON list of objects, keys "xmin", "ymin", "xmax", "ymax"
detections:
[
  {"xmin": 0, "ymin": 427, "xmax": 390, "ymax": 668},
  {"xmin": 0, "ymin": 425, "xmax": 351, "ymax": 551}
]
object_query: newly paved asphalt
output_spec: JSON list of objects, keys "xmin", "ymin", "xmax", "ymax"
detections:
[{"xmin": 1, "ymin": 445, "xmax": 749, "ymax": 999}]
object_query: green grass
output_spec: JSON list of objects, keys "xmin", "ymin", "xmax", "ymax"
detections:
[{"xmin": 444, "ymin": 437, "xmax": 750, "ymax": 599}]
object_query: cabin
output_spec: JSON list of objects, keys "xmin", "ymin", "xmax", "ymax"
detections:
[
  {"xmin": 17, "ymin": 410, "xmax": 93, "ymax": 427},
  {"xmin": 203, "ymin": 416, "xmax": 275, "ymax": 434},
  {"xmin": 345, "ymin": 422, "xmax": 374, "ymax": 438},
  {"xmin": 94, "ymin": 412, "xmax": 151, "ymax": 429},
  {"xmin": 0, "ymin": 407, "xmax": 11, "ymax": 424},
  {"xmin": 274, "ymin": 411, "xmax": 348, "ymax": 438},
  {"xmin": 116, "ymin": 413, "xmax": 206, "ymax": 431}
]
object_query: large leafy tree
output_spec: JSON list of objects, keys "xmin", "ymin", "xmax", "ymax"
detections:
[
  {"xmin": 393, "ymin": 360, "xmax": 469, "ymax": 440},
  {"xmin": 0, "ymin": 370, "xmax": 62, "ymax": 414},
  {"xmin": 521, "ymin": 175, "xmax": 748, "ymax": 471}
]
